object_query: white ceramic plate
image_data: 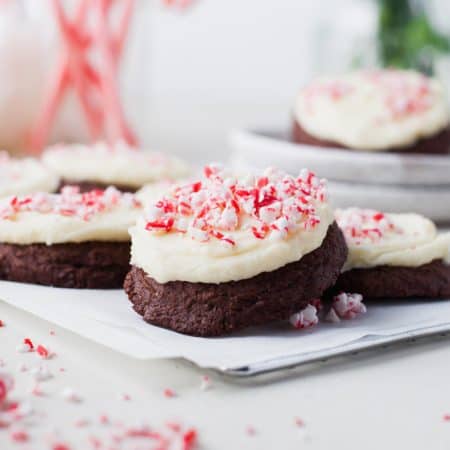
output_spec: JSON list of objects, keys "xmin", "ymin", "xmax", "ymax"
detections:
[
  {"xmin": 230, "ymin": 128, "xmax": 450, "ymax": 186},
  {"xmin": 327, "ymin": 180, "xmax": 450, "ymax": 223}
]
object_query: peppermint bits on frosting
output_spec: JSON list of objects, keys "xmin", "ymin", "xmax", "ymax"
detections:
[
  {"xmin": 142, "ymin": 166, "xmax": 328, "ymax": 246},
  {"xmin": 335, "ymin": 208, "xmax": 400, "ymax": 245},
  {"xmin": 0, "ymin": 186, "xmax": 141, "ymax": 221}
]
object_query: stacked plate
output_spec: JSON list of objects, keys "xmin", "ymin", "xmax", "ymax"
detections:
[{"xmin": 230, "ymin": 128, "xmax": 450, "ymax": 223}]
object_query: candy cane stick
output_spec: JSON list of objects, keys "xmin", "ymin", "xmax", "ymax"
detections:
[
  {"xmin": 111, "ymin": 0, "xmax": 134, "ymax": 67},
  {"xmin": 53, "ymin": 0, "xmax": 103, "ymax": 140},
  {"xmin": 30, "ymin": 0, "xmax": 138, "ymax": 153},
  {"xmin": 96, "ymin": 0, "xmax": 137, "ymax": 146},
  {"xmin": 29, "ymin": 0, "xmax": 100, "ymax": 152}
]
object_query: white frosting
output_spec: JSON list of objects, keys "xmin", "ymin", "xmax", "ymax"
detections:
[
  {"xmin": 42, "ymin": 142, "xmax": 191, "ymax": 188},
  {"xmin": 136, "ymin": 180, "xmax": 184, "ymax": 205},
  {"xmin": 0, "ymin": 187, "xmax": 142, "ymax": 245},
  {"xmin": 295, "ymin": 69, "xmax": 450, "ymax": 151},
  {"xmin": 130, "ymin": 166, "xmax": 334, "ymax": 284},
  {"xmin": 336, "ymin": 208, "xmax": 450, "ymax": 270},
  {"xmin": 0, "ymin": 154, "xmax": 59, "ymax": 198},
  {"xmin": 130, "ymin": 203, "xmax": 333, "ymax": 283}
]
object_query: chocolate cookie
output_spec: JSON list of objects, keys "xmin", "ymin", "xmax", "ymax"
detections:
[
  {"xmin": 333, "ymin": 259, "xmax": 450, "ymax": 299},
  {"xmin": 0, "ymin": 241, "xmax": 130, "ymax": 289},
  {"xmin": 124, "ymin": 222, "xmax": 347, "ymax": 337},
  {"xmin": 59, "ymin": 180, "xmax": 137, "ymax": 193},
  {"xmin": 292, "ymin": 120, "xmax": 450, "ymax": 154}
]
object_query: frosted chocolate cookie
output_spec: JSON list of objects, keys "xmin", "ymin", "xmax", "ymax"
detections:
[
  {"xmin": 124, "ymin": 165, "xmax": 347, "ymax": 336},
  {"xmin": 42, "ymin": 142, "xmax": 191, "ymax": 193},
  {"xmin": 0, "ymin": 186, "xmax": 141, "ymax": 288},
  {"xmin": 0, "ymin": 152, "xmax": 59, "ymax": 198},
  {"xmin": 293, "ymin": 69, "xmax": 450, "ymax": 153},
  {"xmin": 334, "ymin": 208, "xmax": 450, "ymax": 299}
]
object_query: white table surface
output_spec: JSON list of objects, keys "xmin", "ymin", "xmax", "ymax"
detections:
[
  {"xmin": 2, "ymin": 112, "xmax": 450, "ymax": 448},
  {"xmin": 2, "ymin": 300, "xmax": 450, "ymax": 450}
]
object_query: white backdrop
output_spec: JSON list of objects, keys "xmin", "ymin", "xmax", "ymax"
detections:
[
  {"xmin": 142, "ymin": 0, "xmax": 377, "ymax": 162},
  {"xmin": 2, "ymin": 0, "xmax": 450, "ymax": 159}
]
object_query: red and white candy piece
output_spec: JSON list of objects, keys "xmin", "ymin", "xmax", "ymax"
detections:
[
  {"xmin": 200, "ymin": 375, "xmax": 212, "ymax": 391},
  {"xmin": 61, "ymin": 387, "xmax": 82, "ymax": 403},
  {"xmin": 144, "ymin": 165, "xmax": 327, "ymax": 247},
  {"xmin": 325, "ymin": 292, "xmax": 367, "ymax": 322},
  {"xmin": 304, "ymin": 69, "xmax": 434, "ymax": 121},
  {"xmin": 335, "ymin": 208, "xmax": 399, "ymax": 245},
  {"xmin": 0, "ymin": 372, "xmax": 14, "ymax": 404},
  {"xmin": 30, "ymin": 365, "xmax": 52, "ymax": 382},
  {"xmin": 0, "ymin": 186, "xmax": 140, "ymax": 221},
  {"xmin": 16, "ymin": 338, "xmax": 34, "ymax": 353},
  {"xmin": 367, "ymin": 69, "xmax": 432, "ymax": 119},
  {"xmin": 289, "ymin": 304, "xmax": 319, "ymax": 330}
]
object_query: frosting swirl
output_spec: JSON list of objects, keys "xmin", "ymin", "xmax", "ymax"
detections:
[
  {"xmin": 42, "ymin": 141, "xmax": 191, "ymax": 188},
  {"xmin": 0, "ymin": 153, "xmax": 59, "ymax": 198},
  {"xmin": 0, "ymin": 186, "xmax": 142, "ymax": 245},
  {"xmin": 294, "ymin": 69, "xmax": 450, "ymax": 151},
  {"xmin": 336, "ymin": 208, "xmax": 450, "ymax": 270},
  {"xmin": 130, "ymin": 165, "xmax": 334, "ymax": 283}
]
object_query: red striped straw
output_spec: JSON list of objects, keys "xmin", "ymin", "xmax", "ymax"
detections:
[{"xmin": 28, "ymin": 0, "xmax": 136, "ymax": 153}]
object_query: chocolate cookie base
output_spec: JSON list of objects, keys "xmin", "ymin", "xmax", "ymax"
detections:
[
  {"xmin": 0, "ymin": 241, "xmax": 131, "ymax": 289},
  {"xmin": 124, "ymin": 222, "xmax": 347, "ymax": 337},
  {"xmin": 333, "ymin": 259, "xmax": 450, "ymax": 299},
  {"xmin": 292, "ymin": 120, "xmax": 450, "ymax": 154},
  {"xmin": 59, "ymin": 180, "xmax": 137, "ymax": 193}
]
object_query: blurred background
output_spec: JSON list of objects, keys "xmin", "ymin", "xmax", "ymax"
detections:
[{"xmin": 1, "ymin": 0, "xmax": 450, "ymax": 161}]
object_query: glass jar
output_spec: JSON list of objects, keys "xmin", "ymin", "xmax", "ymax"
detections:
[{"xmin": 0, "ymin": 0, "xmax": 151, "ymax": 154}]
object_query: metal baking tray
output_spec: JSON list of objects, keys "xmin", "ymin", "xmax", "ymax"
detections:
[{"xmin": 218, "ymin": 323, "xmax": 450, "ymax": 381}]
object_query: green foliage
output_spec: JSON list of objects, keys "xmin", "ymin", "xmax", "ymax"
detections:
[{"xmin": 378, "ymin": 0, "xmax": 450, "ymax": 73}]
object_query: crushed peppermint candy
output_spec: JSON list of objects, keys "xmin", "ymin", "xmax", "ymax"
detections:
[
  {"xmin": 163, "ymin": 388, "xmax": 176, "ymax": 398},
  {"xmin": 303, "ymin": 70, "xmax": 435, "ymax": 120},
  {"xmin": 329, "ymin": 292, "xmax": 367, "ymax": 321},
  {"xmin": 52, "ymin": 443, "xmax": 72, "ymax": 450},
  {"xmin": 61, "ymin": 387, "xmax": 82, "ymax": 403},
  {"xmin": 16, "ymin": 338, "xmax": 34, "ymax": 353},
  {"xmin": 31, "ymin": 384, "xmax": 45, "ymax": 397},
  {"xmin": 200, "ymin": 375, "xmax": 212, "ymax": 391},
  {"xmin": 36, "ymin": 345, "xmax": 50, "ymax": 359},
  {"xmin": 289, "ymin": 304, "xmax": 319, "ymax": 330},
  {"xmin": 335, "ymin": 208, "xmax": 400, "ymax": 245},
  {"xmin": 0, "ymin": 315, "xmax": 203, "ymax": 450},
  {"xmin": 74, "ymin": 418, "xmax": 90, "ymax": 428},
  {"xmin": 309, "ymin": 298, "xmax": 323, "ymax": 311},
  {"xmin": 0, "ymin": 186, "xmax": 141, "ymax": 221},
  {"xmin": 303, "ymin": 79, "xmax": 354, "ymax": 113},
  {"xmin": 16, "ymin": 343, "xmax": 32, "ymax": 354},
  {"xmin": 30, "ymin": 365, "xmax": 53, "ymax": 382},
  {"xmin": 119, "ymin": 393, "xmax": 131, "ymax": 401},
  {"xmin": 23, "ymin": 338, "xmax": 34, "ymax": 351},
  {"xmin": 0, "ymin": 373, "xmax": 14, "ymax": 404},
  {"xmin": 294, "ymin": 417, "xmax": 305, "ymax": 427},
  {"xmin": 364, "ymin": 69, "xmax": 433, "ymax": 119},
  {"xmin": 10, "ymin": 428, "xmax": 29, "ymax": 442},
  {"xmin": 17, "ymin": 364, "xmax": 28, "ymax": 373},
  {"xmin": 143, "ymin": 165, "xmax": 327, "ymax": 246}
]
